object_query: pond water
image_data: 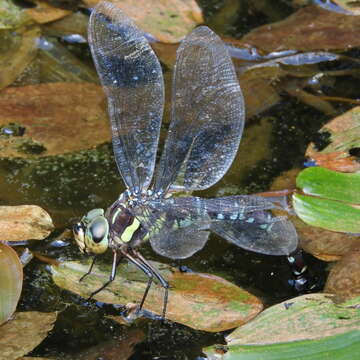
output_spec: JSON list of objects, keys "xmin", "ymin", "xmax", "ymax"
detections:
[{"xmin": 2, "ymin": 0, "xmax": 359, "ymax": 359}]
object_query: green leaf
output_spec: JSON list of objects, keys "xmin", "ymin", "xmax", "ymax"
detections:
[
  {"xmin": 204, "ymin": 294, "xmax": 360, "ymax": 360},
  {"xmin": 293, "ymin": 193, "xmax": 360, "ymax": 233},
  {"xmin": 296, "ymin": 167, "xmax": 360, "ymax": 204},
  {"xmin": 51, "ymin": 259, "xmax": 263, "ymax": 332}
]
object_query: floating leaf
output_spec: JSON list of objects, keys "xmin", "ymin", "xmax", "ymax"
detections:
[
  {"xmin": 0, "ymin": 205, "xmax": 54, "ymax": 241},
  {"xmin": 0, "ymin": 27, "xmax": 40, "ymax": 90},
  {"xmin": 242, "ymin": 5, "xmax": 360, "ymax": 53},
  {"xmin": 0, "ymin": 311, "xmax": 57, "ymax": 360},
  {"xmin": 0, "ymin": 82, "xmax": 110, "ymax": 158},
  {"xmin": 271, "ymin": 169, "xmax": 359, "ymax": 261},
  {"xmin": 51, "ymin": 260, "xmax": 263, "ymax": 332},
  {"xmin": 325, "ymin": 245, "xmax": 360, "ymax": 301},
  {"xmin": 82, "ymin": 0, "xmax": 203, "ymax": 43},
  {"xmin": 293, "ymin": 167, "xmax": 360, "ymax": 233},
  {"xmin": 296, "ymin": 167, "xmax": 360, "ymax": 204},
  {"xmin": 0, "ymin": 243, "xmax": 23, "ymax": 325},
  {"xmin": 204, "ymin": 294, "xmax": 360, "ymax": 360},
  {"xmin": 306, "ymin": 106, "xmax": 360, "ymax": 172}
]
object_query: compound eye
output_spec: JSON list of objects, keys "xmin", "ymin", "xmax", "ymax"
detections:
[
  {"xmin": 89, "ymin": 217, "xmax": 108, "ymax": 243},
  {"xmin": 73, "ymin": 222, "xmax": 84, "ymax": 235}
]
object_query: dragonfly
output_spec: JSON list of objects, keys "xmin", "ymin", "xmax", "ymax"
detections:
[{"xmin": 73, "ymin": 1, "xmax": 298, "ymax": 319}]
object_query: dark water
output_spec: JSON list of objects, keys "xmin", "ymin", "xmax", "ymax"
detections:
[{"xmin": 4, "ymin": 0, "xmax": 357, "ymax": 358}]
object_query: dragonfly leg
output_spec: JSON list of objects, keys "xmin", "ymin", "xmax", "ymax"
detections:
[
  {"xmin": 79, "ymin": 255, "xmax": 97, "ymax": 282},
  {"xmin": 132, "ymin": 250, "xmax": 169, "ymax": 319},
  {"xmin": 86, "ymin": 250, "xmax": 120, "ymax": 301},
  {"xmin": 122, "ymin": 248, "xmax": 169, "ymax": 319}
]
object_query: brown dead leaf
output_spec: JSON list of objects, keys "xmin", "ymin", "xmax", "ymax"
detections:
[
  {"xmin": 0, "ymin": 82, "xmax": 110, "ymax": 158},
  {"xmin": 0, "ymin": 311, "xmax": 57, "ymax": 360},
  {"xmin": 242, "ymin": 5, "xmax": 360, "ymax": 53},
  {"xmin": 0, "ymin": 205, "xmax": 54, "ymax": 241},
  {"xmin": 325, "ymin": 245, "xmax": 360, "ymax": 300},
  {"xmin": 52, "ymin": 260, "xmax": 263, "ymax": 332},
  {"xmin": 306, "ymin": 106, "xmax": 360, "ymax": 172},
  {"xmin": 83, "ymin": 0, "xmax": 203, "ymax": 43},
  {"xmin": 26, "ymin": 1, "xmax": 71, "ymax": 24}
]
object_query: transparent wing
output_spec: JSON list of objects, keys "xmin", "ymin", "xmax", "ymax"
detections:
[
  {"xmin": 89, "ymin": 2, "xmax": 164, "ymax": 193},
  {"xmin": 154, "ymin": 26, "xmax": 245, "ymax": 194},
  {"xmin": 211, "ymin": 214, "xmax": 298, "ymax": 256},
  {"xmin": 132, "ymin": 195, "xmax": 297, "ymax": 259}
]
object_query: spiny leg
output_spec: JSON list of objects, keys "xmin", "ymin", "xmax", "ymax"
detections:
[
  {"xmin": 86, "ymin": 250, "xmax": 121, "ymax": 301},
  {"xmin": 79, "ymin": 255, "xmax": 97, "ymax": 282}
]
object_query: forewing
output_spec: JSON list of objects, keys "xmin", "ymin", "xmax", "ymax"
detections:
[
  {"xmin": 154, "ymin": 26, "xmax": 245, "ymax": 194},
  {"xmin": 133, "ymin": 195, "xmax": 297, "ymax": 258},
  {"xmin": 89, "ymin": 2, "xmax": 164, "ymax": 192}
]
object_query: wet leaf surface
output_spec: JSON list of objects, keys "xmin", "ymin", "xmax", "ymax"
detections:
[
  {"xmin": 0, "ymin": 311, "xmax": 57, "ymax": 360},
  {"xmin": 51, "ymin": 259, "xmax": 263, "ymax": 332},
  {"xmin": 0, "ymin": 82, "xmax": 110, "ymax": 158},
  {"xmin": 0, "ymin": 26, "xmax": 40, "ymax": 90},
  {"xmin": 242, "ymin": 5, "xmax": 360, "ymax": 52},
  {"xmin": 271, "ymin": 169, "xmax": 359, "ymax": 261},
  {"xmin": 25, "ymin": 0, "xmax": 71, "ymax": 24},
  {"xmin": 82, "ymin": 0, "xmax": 203, "ymax": 43},
  {"xmin": 204, "ymin": 294, "xmax": 360, "ymax": 359},
  {"xmin": 0, "ymin": 243, "xmax": 22, "ymax": 325},
  {"xmin": 325, "ymin": 245, "xmax": 360, "ymax": 301},
  {"xmin": 0, "ymin": 205, "xmax": 53, "ymax": 241},
  {"xmin": 306, "ymin": 106, "xmax": 360, "ymax": 172}
]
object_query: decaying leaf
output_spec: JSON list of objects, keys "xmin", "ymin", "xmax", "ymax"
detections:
[
  {"xmin": 51, "ymin": 259, "xmax": 263, "ymax": 332},
  {"xmin": 25, "ymin": 0, "xmax": 71, "ymax": 24},
  {"xmin": 242, "ymin": 5, "xmax": 360, "ymax": 53},
  {"xmin": 82, "ymin": 0, "xmax": 203, "ymax": 43},
  {"xmin": 0, "ymin": 0, "xmax": 32, "ymax": 29},
  {"xmin": 0, "ymin": 205, "xmax": 53, "ymax": 241},
  {"xmin": 0, "ymin": 243, "xmax": 23, "ymax": 325},
  {"xmin": 325, "ymin": 245, "xmax": 360, "ymax": 301},
  {"xmin": 306, "ymin": 106, "xmax": 360, "ymax": 172},
  {"xmin": 0, "ymin": 26, "xmax": 40, "ymax": 90},
  {"xmin": 0, "ymin": 311, "xmax": 57, "ymax": 360},
  {"xmin": 0, "ymin": 82, "xmax": 110, "ymax": 158}
]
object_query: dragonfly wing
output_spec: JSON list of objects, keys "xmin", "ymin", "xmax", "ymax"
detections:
[
  {"xmin": 89, "ymin": 2, "xmax": 164, "ymax": 192},
  {"xmin": 133, "ymin": 195, "xmax": 297, "ymax": 258},
  {"xmin": 154, "ymin": 26, "xmax": 245, "ymax": 194},
  {"xmin": 132, "ymin": 199, "xmax": 211, "ymax": 259},
  {"xmin": 211, "ymin": 214, "xmax": 298, "ymax": 256}
]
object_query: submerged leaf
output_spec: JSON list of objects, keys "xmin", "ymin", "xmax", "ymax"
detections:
[
  {"xmin": 82, "ymin": 0, "xmax": 203, "ymax": 43},
  {"xmin": 325, "ymin": 245, "xmax": 360, "ymax": 301},
  {"xmin": 0, "ymin": 243, "xmax": 22, "ymax": 325},
  {"xmin": 0, "ymin": 82, "xmax": 110, "ymax": 158},
  {"xmin": 25, "ymin": 0, "xmax": 71, "ymax": 24},
  {"xmin": 242, "ymin": 5, "xmax": 360, "ymax": 53},
  {"xmin": 0, "ymin": 311, "xmax": 57, "ymax": 360},
  {"xmin": 0, "ymin": 205, "xmax": 54, "ymax": 241},
  {"xmin": 51, "ymin": 260, "xmax": 263, "ymax": 332},
  {"xmin": 204, "ymin": 294, "xmax": 360, "ymax": 359}
]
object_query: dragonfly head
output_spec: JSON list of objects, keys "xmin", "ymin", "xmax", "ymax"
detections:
[{"xmin": 73, "ymin": 208, "xmax": 109, "ymax": 255}]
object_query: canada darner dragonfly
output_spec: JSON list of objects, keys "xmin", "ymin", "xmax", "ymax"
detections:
[{"xmin": 73, "ymin": 1, "xmax": 298, "ymax": 319}]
